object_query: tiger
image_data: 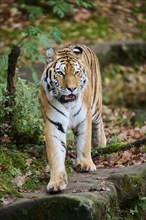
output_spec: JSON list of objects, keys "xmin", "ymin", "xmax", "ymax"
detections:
[{"xmin": 40, "ymin": 44, "xmax": 106, "ymax": 193}]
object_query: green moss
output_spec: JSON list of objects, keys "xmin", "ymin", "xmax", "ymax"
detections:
[
  {"xmin": 0, "ymin": 147, "xmax": 47, "ymax": 201},
  {"xmin": 105, "ymin": 142, "xmax": 127, "ymax": 153},
  {"xmin": 121, "ymin": 174, "xmax": 143, "ymax": 200},
  {"xmin": 110, "ymin": 173, "xmax": 146, "ymax": 209},
  {"xmin": 92, "ymin": 141, "xmax": 127, "ymax": 156},
  {"xmin": 0, "ymin": 171, "xmax": 20, "ymax": 199},
  {"xmin": 140, "ymin": 145, "xmax": 146, "ymax": 153},
  {"xmin": 0, "ymin": 147, "xmax": 28, "ymax": 170},
  {"xmin": 0, "ymin": 147, "xmax": 26, "ymax": 199}
]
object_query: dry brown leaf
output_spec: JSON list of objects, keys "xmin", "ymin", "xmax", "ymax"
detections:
[
  {"xmin": 12, "ymin": 175, "xmax": 26, "ymax": 187},
  {"xmin": 25, "ymin": 159, "xmax": 32, "ymax": 167},
  {"xmin": 116, "ymin": 151, "xmax": 131, "ymax": 165}
]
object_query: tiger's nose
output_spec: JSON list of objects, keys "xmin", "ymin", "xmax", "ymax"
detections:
[{"xmin": 67, "ymin": 87, "xmax": 76, "ymax": 92}]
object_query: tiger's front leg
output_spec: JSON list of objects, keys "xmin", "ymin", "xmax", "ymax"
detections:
[
  {"xmin": 74, "ymin": 111, "xmax": 96, "ymax": 172},
  {"xmin": 45, "ymin": 119, "xmax": 68, "ymax": 192}
]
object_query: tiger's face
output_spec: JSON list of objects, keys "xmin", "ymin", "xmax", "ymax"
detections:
[{"xmin": 42, "ymin": 47, "xmax": 87, "ymax": 104}]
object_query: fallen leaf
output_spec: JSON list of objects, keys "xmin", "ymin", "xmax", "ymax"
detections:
[
  {"xmin": 12, "ymin": 175, "xmax": 26, "ymax": 187},
  {"xmin": 116, "ymin": 151, "xmax": 131, "ymax": 165},
  {"xmin": 25, "ymin": 159, "xmax": 32, "ymax": 166},
  {"xmin": 0, "ymin": 165, "xmax": 9, "ymax": 171}
]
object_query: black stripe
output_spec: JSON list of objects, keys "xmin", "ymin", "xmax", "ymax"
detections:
[
  {"xmin": 76, "ymin": 108, "xmax": 89, "ymax": 128},
  {"xmin": 53, "ymin": 136, "xmax": 66, "ymax": 150},
  {"xmin": 93, "ymin": 119, "xmax": 101, "ymax": 126},
  {"xmin": 45, "ymin": 69, "xmax": 51, "ymax": 91},
  {"xmin": 53, "ymin": 135, "xmax": 60, "ymax": 140},
  {"xmin": 48, "ymin": 100, "xmax": 67, "ymax": 117},
  {"xmin": 61, "ymin": 141, "xmax": 66, "ymax": 149},
  {"xmin": 92, "ymin": 83, "xmax": 96, "ymax": 105},
  {"xmin": 76, "ymin": 116, "xmax": 86, "ymax": 128},
  {"xmin": 46, "ymin": 116, "xmax": 65, "ymax": 133},
  {"xmin": 74, "ymin": 131, "xmax": 85, "ymax": 137},
  {"xmin": 50, "ymin": 80, "xmax": 54, "ymax": 87},
  {"xmin": 73, "ymin": 105, "xmax": 82, "ymax": 117},
  {"xmin": 92, "ymin": 110, "xmax": 100, "ymax": 119},
  {"xmin": 92, "ymin": 111, "xmax": 101, "ymax": 121},
  {"xmin": 45, "ymin": 69, "xmax": 49, "ymax": 82},
  {"xmin": 49, "ymin": 70, "xmax": 52, "ymax": 79},
  {"xmin": 83, "ymin": 50, "xmax": 90, "ymax": 65},
  {"xmin": 92, "ymin": 112, "xmax": 102, "ymax": 126}
]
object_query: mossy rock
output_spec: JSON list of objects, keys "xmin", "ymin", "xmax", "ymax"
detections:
[
  {"xmin": 0, "ymin": 193, "xmax": 119, "ymax": 220},
  {"xmin": 108, "ymin": 163, "xmax": 146, "ymax": 209}
]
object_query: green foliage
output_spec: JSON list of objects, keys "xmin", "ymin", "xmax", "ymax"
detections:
[
  {"xmin": 130, "ymin": 197, "xmax": 146, "ymax": 218},
  {"xmin": 75, "ymin": 0, "xmax": 93, "ymax": 8},
  {"xmin": 14, "ymin": 78, "xmax": 44, "ymax": 144},
  {"xmin": 18, "ymin": 24, "xmax": 63, "ymax": 74},
  {"xmin": 48, "ymin": 0, "xmax": 93, "ymax": 18},
  {"xmin": 67, "ymin": 131, "xmax": 75, "ymax": 149},
  {"xmin": 50, "ymin": 26, "xmax": 63, "ymax": 45},
  {"xmin": 25, "ymin": 5, "xmax": 44, "ymax": 20},
  {"xmin": 48, "ymin": 0, "xmax": 72, "ymax": 18},
  {"xmin": 0, "ymin": 54, "xmax": 8, "ymax": 84},
  {"xmin": 0, "ymin": 78, "xmax": 44, "ymax": 145},
  {"xmin": 123, "ymin": 197, "xmax": 146, "ymax": 220}
]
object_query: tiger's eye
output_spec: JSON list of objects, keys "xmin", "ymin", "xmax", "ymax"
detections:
[
  {"xmin": 57, "ymin": 71, "xmax": 64, "ymax": 76},
  {"xmin": 75, "ymin": 70, "xmax": 80, "ymax": 75}
]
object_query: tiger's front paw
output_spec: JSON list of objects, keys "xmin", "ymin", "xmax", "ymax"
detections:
[
  {"xmin": 76, "ymin": 159, "xmax": 96, "ymax": 172},
  {"xmin": 47, "ymin": 172, "xmax": 68, "ymax": 193}
]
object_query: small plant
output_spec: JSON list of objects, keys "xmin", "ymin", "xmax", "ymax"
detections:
[
  {"xmin": 123, "ymin": 197, "xmax": 146, "ymax": 220},
  {"xmin": 48, "ymin": 0, "xmax": 93, "ymax": 18},
  {"xmin": 0, "ymin": 78, "xmax": 44, "ymax": 145}
]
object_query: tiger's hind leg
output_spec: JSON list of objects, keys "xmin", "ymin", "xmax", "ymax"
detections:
[
  {"xmin": 74, "ymin": 111, "xmax": 96, "ymax": 172},
  {"xmin": 92, "ymin": 118, "xmax": 106, "ymax": 148}
]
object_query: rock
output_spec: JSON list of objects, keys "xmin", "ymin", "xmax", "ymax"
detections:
[
  {"xmin": 108, "ymin": 163, "xmax": 146, "ymax": 209},
  {"xmin": 0, "ymin": 164, "xmax": 146, "ymax": 220},
  {"xmin": 90, "ymin": 40, "xmax": 146, "ymax": 68}
]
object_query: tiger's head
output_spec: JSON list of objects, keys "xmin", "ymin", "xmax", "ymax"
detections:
[{"xmin": 42, "ymin": 46, "xmax": 87, "ymax": 104}]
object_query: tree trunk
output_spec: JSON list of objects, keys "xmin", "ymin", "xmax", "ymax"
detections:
[
  {"xmin": 7, "ymin": 46, "xmax": 21, "ymax": 95},
  {"xmin": 4, "ymin": 46, "xmax": 21, "ymax": 137}
]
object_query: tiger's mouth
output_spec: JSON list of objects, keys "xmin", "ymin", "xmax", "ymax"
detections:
[{"xmin": 60, "ymin": 94, "xmax": 76, "ymax": 103}]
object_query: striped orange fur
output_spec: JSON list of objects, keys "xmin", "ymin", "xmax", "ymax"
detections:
[{"xmin": 40, "ymin": 44, "xmax": 106, "ymax": 192}]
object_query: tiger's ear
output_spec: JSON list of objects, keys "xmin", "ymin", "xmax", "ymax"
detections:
[
  {"xmin": 46, "ymin": 48, "xmax": 55, "ymax": 62},
  {"xmin": 73, "ymin": 46, "xmax": 83, "ymax": 56}
]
